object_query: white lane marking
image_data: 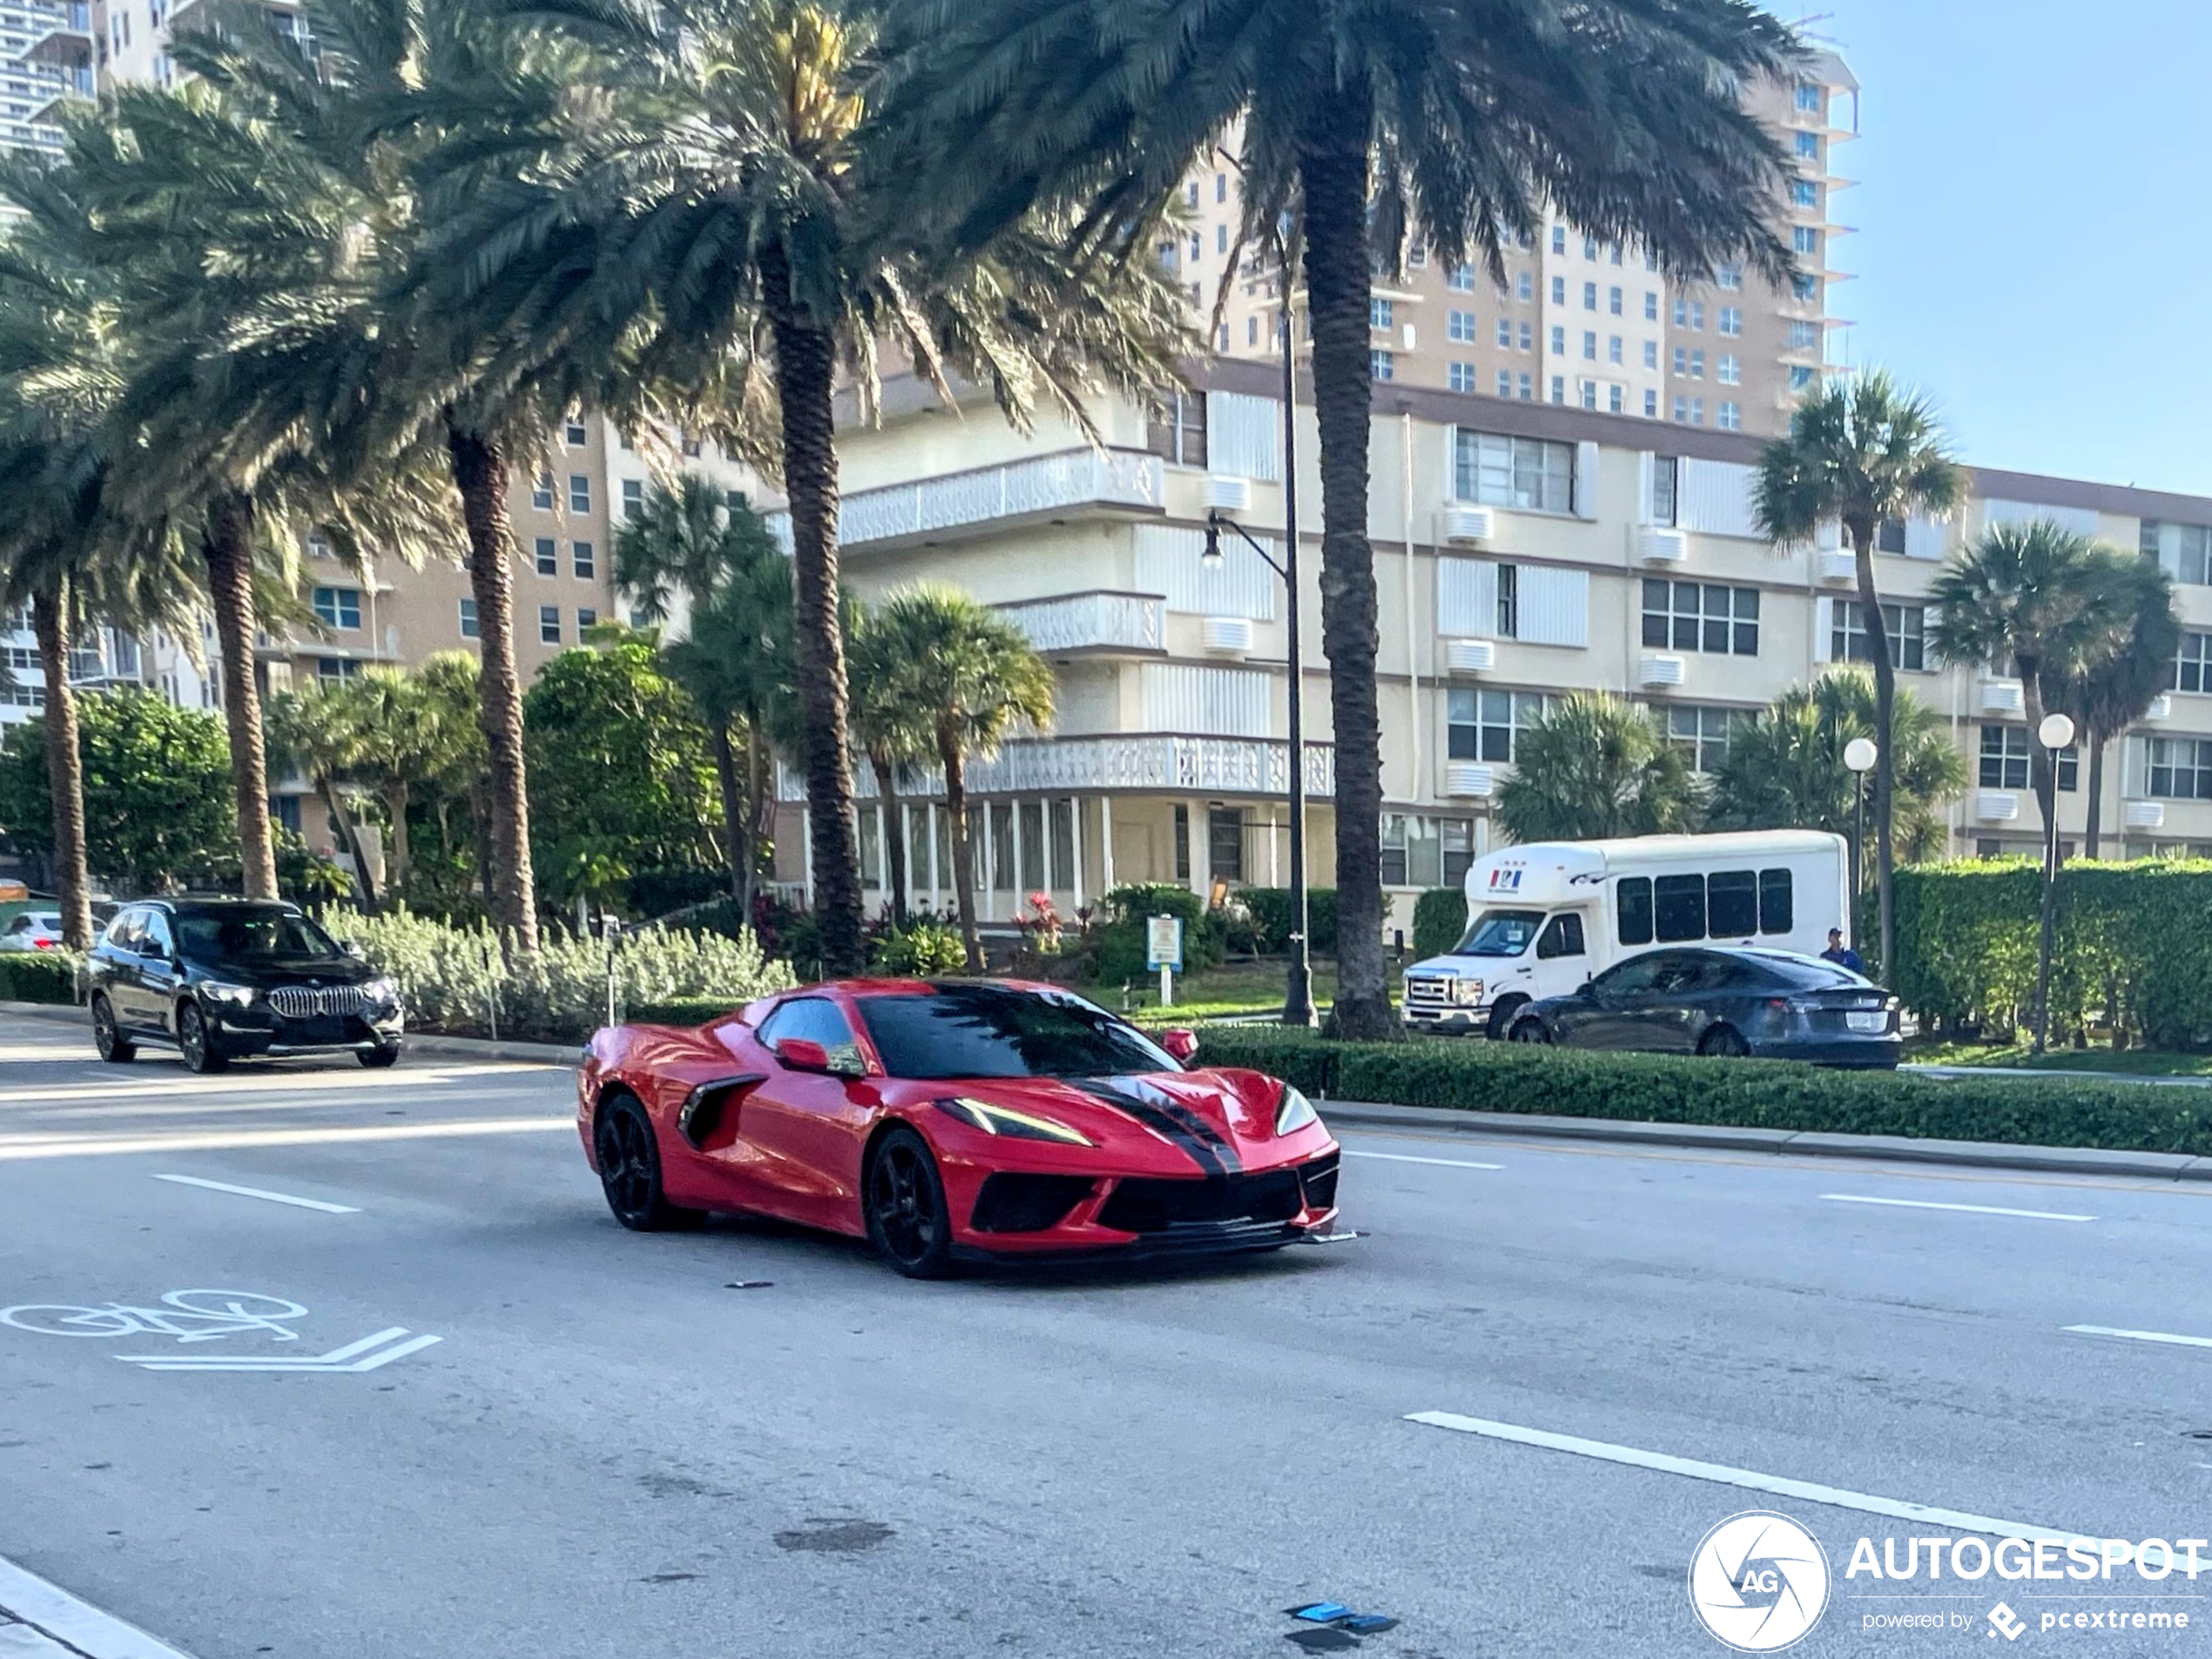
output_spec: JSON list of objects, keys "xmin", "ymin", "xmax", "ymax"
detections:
[
  {"xmin": 120, "ymin": 1328, "xmax": 441, "ymax": 1373},
  {"xmin": 0, "ymin": 1553, "xmax": 199, "ymax": 1658},
  {"xmin": 2065, "ymin": 1324, "xmax": 2212, "ymax": 1352},
  {"xmin": 1344, "ymin": 1150, "xmax": 1505, "ymax": 1171},
  {"xmin": 0, "ymin": 1116, "xmax": 570, "ymax": 1163},
  {"xmin": 1821, "ymin": 1193, "xmax": 2095, "ymax": 1223},
  {"xmin": 151, "ymin": 1175, "xmax": 359, "ymax": 1214},
  {"xmin": 0, "ymin": 1064, "xmax": 560, "ymax": 1104},
  {"xmin": 1406, "ymin": 1412, "xmax": 2077, "ymax": 1541}
]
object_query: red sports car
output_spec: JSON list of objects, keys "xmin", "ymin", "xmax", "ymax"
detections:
[{"xmin": 575, "ymin": 978, "xmax": 1341, "ymax": 1277}]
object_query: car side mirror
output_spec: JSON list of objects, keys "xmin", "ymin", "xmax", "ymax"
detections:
[
  {"xmin": 1159, "ymin": 1028, "xmax": 1199, "ymax": 1065},
  {"xmin": 1578, "ymin": 978, "xmax": 1595, "ymax": 997},
  {"xmin": 775, "ymin": 1037, "xmax": 831, "ymax": 1073}
]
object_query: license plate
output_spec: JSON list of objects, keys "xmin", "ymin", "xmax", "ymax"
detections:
[{"xmin": 1846, "ymin": 1012, "xmax": 1886, "ymax": 1033}]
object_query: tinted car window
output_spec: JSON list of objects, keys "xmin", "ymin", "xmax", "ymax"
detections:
[
  {"xmin": 1758, "ymin": 868, "xmax": 1794, "ymax": 934},
  {"xmin": 1594, "ymin": 954, "xmax": 1667, "ymax": 995},
  {"xmin": 106, "ymin": 908, "xmax": 145, "ymax": 951},
  {"xmin": 1654, "ymin": 875, "xmax": 1705, "ymax": 941},
  {"xmin": 1646, "ymin": 954, "xmax": 1709, "ymax": 995},
  {"xmin": 857, "ymin": 985, "xmax": 1178, "ymax": 1081},
  {"xmin": 1617, "ymin": 878, "xmax": 1653, "ymax": 945},
  {"xmin": 1536, "ymin": 914, "xmax": 1586, "ymax": 960},
  {"xmin": 758, "ymin": 997, "xmax": 861, "ymax": 1064},
  {"xmin": 1707, "ymin": 870, "xmax": 1758, "ymax": 937},
  {"xmin": 143, "ymin": 910, "xmax": 176, "ymax": 956},
  {"xmin": 173, "ymin": 908, "xmax": 337, "ymax": 962}
]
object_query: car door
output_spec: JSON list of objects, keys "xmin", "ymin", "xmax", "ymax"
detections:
[
  {"xmin": 136, "ymin": 909, "xmax": 184, "ymax": 1037},
  {"xmin": 101, "ymin": 907, "xmax": 153, "ymax": 1030},
  {"xmin": 1562, "ymin": 953, "xmax": 1667, "ymax": 1049},
  {"xmin": 736, "ymin": 997, "xmax": 880, "ymax": 1232},
  {"xmin": 1633, "ymin": 952, "xmax": 1723, "ymax": 1054}
]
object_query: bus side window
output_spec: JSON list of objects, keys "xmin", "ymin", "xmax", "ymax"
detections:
[
  {"xmin": 1758, "ymin": 868, "xmax": 1794, "ymax": 934},
  {"xmin": 1708, "ymin": 870, "xmax": 1758, "ymax": 936},
  {"xmin": 1654, "ymin": 874, "xmax": 1706, "ymax": 941},
  {"xmin": 1617, "ymin": 878, "xmax": 1653, "ymax": 945}
]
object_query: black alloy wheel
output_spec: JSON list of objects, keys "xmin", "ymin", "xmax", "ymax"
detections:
[
  {"xmin": 594, "ymin": 1094, "xmax": 702, "ymax": 1231},
  {"xmin": 1507, "ymin": 1016, "xmax": 1553, "ymax": 1045},
  {"xmin": 358, "ymin": 1041, "xmax": 401, "ymax": 1069},
  {"xmin": 865, "ymin": 1126, "xmax": 954, "ymax": 1279},
  {"xmin": 177, "ymin": 1002, "xmax": 227, "ymax": 1074},
  {"xmin": 1699, "ymin": 1025, "xmax": 1750, "ymax": 1059},
  {"xmin": 1487, "ymin": 995, "xmax": 1527, "ymax": 1042},
  {"xmin": 91, "ymin": 995, "xmax": 135, "ymax": 1063}
]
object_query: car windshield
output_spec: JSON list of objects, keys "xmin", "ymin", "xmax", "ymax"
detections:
[
  {"xmin": 174, "ymin": 908, "xmax": 340, "ymax": 963},
  {"xmin": 857, "ymin": 985, "xmax": 1180, "ymax": 1081},
  {"xmin": 1452, "ymin": 908, "xmax": 1545, "ymax": 957}
]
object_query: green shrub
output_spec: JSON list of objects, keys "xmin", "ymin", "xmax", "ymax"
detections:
[
  {"xmin": 327, "ymin": 905, "xmax": 794, "ymax": 1042},
  {"xmin": 872, "ymin": 920, "xmax": 967, "ymax": 976},
  {"xmin": 0, "ymin": 952, "xmax": 78, "ymax": 1004},
  {"xmin": 1088, "ymin": 883, "xmax": 1225, "ymax": 984},
  {"xmin": 1239, "ymin": 887, "xmax": 1339, "ymax": 954},
  {"xmin": 1186, "ymin": 1025, "xmax": 2212, "ymax": 1156},
  {"xmin": 1412, "ymin": 887, "xmax": 1467, "ymax": 961}
]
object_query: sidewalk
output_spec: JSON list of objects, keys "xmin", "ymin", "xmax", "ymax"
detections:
[{"xmin": 0, "ymin": 1556, "xmax": 195, "ymax": 1659}]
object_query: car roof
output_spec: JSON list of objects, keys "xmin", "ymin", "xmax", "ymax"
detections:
[{"xmin": 161, "ymin": 899, "xmax": 303, "ymax": 916}]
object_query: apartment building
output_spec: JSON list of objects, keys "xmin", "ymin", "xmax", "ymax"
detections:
[
  {"xmin": 1177, "ymin": 50, "xmax": 1857, "ymax": 440},
  {"xmin": 758, "ymin": 360, "xmax": 2212, "ymax": 937},
  {"xmin": 0, "ymin": 0, "xmax": 90, "ymax": 162}
]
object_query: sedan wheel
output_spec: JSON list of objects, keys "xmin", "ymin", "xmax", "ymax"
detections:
[
  {"xmin": 1507, "ymin": 1017, "xmax": 1553, "ymax": 1045},
  {"xmin": 91, "ymin": 996, "xmax": 135, "ymax": 1064},
  {"xmin": 1699, "ymin": 1025, "xmax": 1750, "ymax": 1059},
  {"xmin": 177, "ymin": 1003, "xmax": 227, "ymax": 1074},
  {"xmin": 358, "ymin": 1041, "xmax": 401, "ymax": 1069},
  {"xmin": 593, "ymin": 1094, "xmax": 702, "ymax": 1231},
  {"xmin": 865, "ymin": 1126, "xmax": 954, "ymax": 1279}
]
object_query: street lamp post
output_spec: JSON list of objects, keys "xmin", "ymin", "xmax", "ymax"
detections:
[
  {"xmin": 1844, "ymin": 737, "xmax": 1878, "ymax": 950},
  {"xmin": 2033, "ymin": 711, "xmax": 2075, "ymax": 1055}
]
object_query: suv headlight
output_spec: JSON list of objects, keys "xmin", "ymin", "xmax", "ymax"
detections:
[
  {"xmin": 200, "ymin": 981, "xmax": 257, "ymax": 1008},
  {"xmin": 1451, "ymin": 978, "xmax": 1486, "ymax": 1006},
  {"xmin": 363, "ymin": 975, "xmax": 399, "ymax": 1008},
  {"xmin": 1275, "ymin": 1085, "xmax": 1319, "ymax": 1136},
  {"xmin": 934, "ymin": 1096, "xmax": 1095, "ymax": 1147}
]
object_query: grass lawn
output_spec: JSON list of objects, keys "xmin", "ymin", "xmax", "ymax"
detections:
[{"xmin": 1905, "ymin": 1039, "xmax": 2212, "ymax": 1077}]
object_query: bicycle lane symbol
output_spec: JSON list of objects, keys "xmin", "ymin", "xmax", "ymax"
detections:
[{"xmin": 0, "ymin": 1290, "xmax": 441, "ymax": 1372}]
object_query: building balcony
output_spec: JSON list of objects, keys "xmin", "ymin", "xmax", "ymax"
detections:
[
  {"xmin": 996, "ymin": 590, "xmax": 1164, "ymax": 658},
  {"xmin": 784, "ymin": 732, "xmax": 1334, "ymax": 804},
  {"xmin": 766, "ymin": 447, "xmax": 1165, "ymax": 553}
]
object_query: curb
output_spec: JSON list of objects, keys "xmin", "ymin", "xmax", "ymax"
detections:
[
  {"xmin": 0, "ymin": 1554, "xmax": 196, "ymax": 1658},
  {"xmin": 1318, "ymin": 1098, "xmax": 2212, "ymax": 1183},
  {"xmin": 0, "ymin": 1001, "xmax": 579, "ymax": 1067}
]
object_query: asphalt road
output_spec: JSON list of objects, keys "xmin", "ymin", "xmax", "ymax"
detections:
[{"xmin": 4, "ymin": 1012, "xmax": 2212, "ymax": 1658}]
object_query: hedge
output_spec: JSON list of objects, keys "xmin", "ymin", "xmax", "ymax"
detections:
[
  {"xmin": 1892, "ymin": 860, "xmax": 2212, "ymax": 1049},
  {"xmin": 1185, "ymin": 1026, "xmax": 2212, "ymax": 1157},
  {"xmin": 1239, "ymin": 887, "xmax": 1338, "ymax": 955},
  {"xmin": 1412, "ymin": 888, "xmax": 1467, "ymax": 961},
  {"xmin": 1089, "ymin": 883, "xmax": 1226, "ymax": 983},
  {"xmin": 0, "ymin": 954, "xmax": 77, "ymax": 1004}
]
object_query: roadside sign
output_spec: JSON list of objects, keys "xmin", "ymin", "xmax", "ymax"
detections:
[{"xmin": 1145, "ymin": 915, "xmax": 1184, "ymax": 972}]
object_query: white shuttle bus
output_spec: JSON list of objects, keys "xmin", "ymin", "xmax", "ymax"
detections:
[{"xmin": 1401, "ymin": 830, "xmax": 1850, "ymax": 1038}]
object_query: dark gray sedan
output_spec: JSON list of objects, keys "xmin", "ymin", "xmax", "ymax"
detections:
[{"xmin": 1507, "ymin": 947, "xmax": 1900, "ymax": 1068}]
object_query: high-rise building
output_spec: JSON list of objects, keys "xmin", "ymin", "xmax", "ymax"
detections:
[
  {"xmin": 1, "ymin": 0, "xmax": 91, "ymax": 163},
  {"xmin": 1175, "ymin": 51, "xmax": 1857, "ymax": 439}
]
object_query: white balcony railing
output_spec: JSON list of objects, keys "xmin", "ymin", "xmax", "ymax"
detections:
[
  {"xmin": 766, "ymin": 448, "xmax": 1164, "ymax": 552},
  {"xmin": 784, "ymin": 734, "xmax": 1334, "ymax": 804},
  {"xmin": 995, "ymin": 590, "xmax": 1163, "ymax": 656}
]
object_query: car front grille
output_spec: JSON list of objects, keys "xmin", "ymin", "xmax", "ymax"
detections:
[
  {"xmin": 1405, "ymin": 977, "xmax": 1452, "ymax": 1006},
  {"xmin": 267, "ymin": 985, "xmax": 368, "ymax": 1020},
  {"xmin": 970, "ymin": 1173, "xmax": 1096, "ymax": 1234},
  {"xmin": 1096, "ymin": 1154, "xmax": 1341, "ymax": 1235}
]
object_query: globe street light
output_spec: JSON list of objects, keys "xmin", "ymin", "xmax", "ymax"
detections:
[
  {"xmin": 2033, "ymin": 711, "xmax": 2076, "ymax": 1055},
  {"xmin": 1843, "ymin": 737, "xmax": 1878, "ymax": 949}
]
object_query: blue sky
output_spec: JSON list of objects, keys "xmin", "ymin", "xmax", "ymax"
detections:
[{"xmin": 1812, "ymin": 0, "xmax": 2212, "ymax": 496}]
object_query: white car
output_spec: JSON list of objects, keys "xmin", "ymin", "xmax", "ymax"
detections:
[{"xmin": 0, "ymin": 912, "xmax": 65, "ymax": 953}]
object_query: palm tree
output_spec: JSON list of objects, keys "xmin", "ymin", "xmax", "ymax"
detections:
[
  {"xmin": 1755, "ymin": 371, "xmax": 1965, "ymax": 975},
  {"xmin": 266, "ymin": 687, "xmax": 381, "ymax": 909},
  {"xmin": 1494, "ymin": 693, "xmax": 1696, "ymax": 846},
  {"xmin": 870, "ymin": 586, "xmax": 1055, "ymax": 969},
  {"xmin": 888, "ymin": 0, "xmax": 1801, "ymax": 1037},
  {"xmin": 1929, "ymin": 520, "xmax": 2132, "ymax": 861},
  {"xmin": 419, "ymin": 0, "xmax": 1190, "ymax": 976},
  {"xmin": 1708, "ymin": 670, "xmax": 1966, "ymax": 865},
  {"xmin": 2043, "ymin": 553, "xmax": 2180, "ymax": 859},
  {"xmin": 846, "ymin": 600, "xmax": 934, "ymax": 923}
]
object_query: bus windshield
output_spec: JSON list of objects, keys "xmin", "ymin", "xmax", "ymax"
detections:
[{"xmin": 1452, "ymin": 908, "xmax": 1544, "ymax": 957}]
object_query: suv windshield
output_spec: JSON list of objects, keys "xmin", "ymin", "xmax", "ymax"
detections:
[
  {"xmin": 1452, "ymin": 908, "xmax": 1544, "ymax": 957},
  {"xmin": 857, "ymin": 985, "xmax": 1178, "ymax": 1080},
  {"xmin": 175, "ymin": 908, "xmax": 339, "ymax": 963}
]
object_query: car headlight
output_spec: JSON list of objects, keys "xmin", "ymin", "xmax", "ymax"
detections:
[
  {"xmin": 1275, "ymin": 1085, "xmax": 1319, "ymax": 1136},
  {"xmin": 934, "ymin": 1096, "xmax": 1095, "ymax": 1147},
  {"xmin": 200, "ymin": 981, "xmax": 257, "ymax": 1008},
  {"xmin": 1451, "ymin": 978, "xmax": 1487, "ymax": 1006},
  {"xmin": 362, "ymin": 975, "xmax": 399, "ymax": 1007}
]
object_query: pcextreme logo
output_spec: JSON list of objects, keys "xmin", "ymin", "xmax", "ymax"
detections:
[{"xmin": 1689, "ymin": 1512, "xmax": 1831, "ymax": 1653}]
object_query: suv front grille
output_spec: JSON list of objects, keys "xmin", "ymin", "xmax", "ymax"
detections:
[{"xmin": 267, "ymin": 986, "xmax": 368, "ymax": 1020}]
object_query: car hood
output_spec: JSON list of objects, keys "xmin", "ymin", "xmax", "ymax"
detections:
[
  {"xmin": 183, "ymin": 954, "xmax": 375, "ymax": 988},
  {"xmin": 902, "ymin": 1067, "xmax": 1310, "ymax": 1174}
]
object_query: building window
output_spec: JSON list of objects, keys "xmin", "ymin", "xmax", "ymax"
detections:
[
  {"xmin": 1608, "ymin": 335, "xmax": 1623, "ymax": 364},
  {"xmin": 1371, "ymin": 349, "xmax": 1395, "ymax": 381},
  {"xmin": 1548, "ymin": 375, "xmax": 1565, "ymax": 404},
  {"xmin": 1369, "ymin": 297, "xmax": 1393, "ymax": 331},
  {"xmin": 1690, "ymin": 398, "xmax": 1705, "ymax": 426},
  {"xmin": 577, "ymin": 608, "xmax": 597, "ymax": 632},
  {"xmin": 1651, "ymin": 457, "xmax": 1679, "ymax": 527},
  {"xmin": 1689, "ymin": 350, "xmax": 1705, "ymax": 380},
  {"xmin": 1643, "ymin": 389, "xmax": 1659, "ymax": 418},
  {"xmin": 1608, "ymin": 286, "xmax": 1623, "ymax": 316},
  {"xmin": 1717, "ymin": 307, "xmax": 1742, "ymax": 337},
  {"xmin": 1792, "ymin": 274, "xmax": 1819, "ymax": 302},
  {"xmin": 1983, "ymin": 725, "xmax": 2078, "ymax": 792},
  {"xmin": 1206, "ymin": 806, "xmax": 1245, "ymax": 884},
  {"xmin": 531, "ymin": 474, "xmax": 555, "ymax": 511},
  {"xmin": 1550, "ymin": 325, "xmax": 1567, "ymax": 355},
  {"xmin": 1172, "ymin": 804, "xmax": 1190, "ymax": 881},
  {"xmin": 1382, "ymin": 814, "xmax": 1475, "ymax": 888},
  {"xmin": 1496, "ymin": 368, "xmax": 1513, "ymax": 398},
  {"xmin": 1793, "ymin": 226, "xmax": 1820, "ymax": 257},
  {"xmin": 573, "ymin": 540, "xmax": 595, "ymax": 580},
  {"xmin": 1671, "ymin": 346, "xmax": 1688, "ymax": 377},
  {"xmin": 1516, "ymin": 272, "xmax": 1533, "ymax": 302},
  {"xmin": 1580, "ymin": 379, "xmax": 1598, "ymax": 410},
  {"xmin": 1518, "ymin": 321, "xmax": 1534, "ymax": 352},
  {"xmin": 2143, "ymin": 521, "xmax": 2212, "ymax": 585},
  {"xmin": 2149, "ymin": 738, "xmax": 2212, "ymax": 799},
  {"xmin": 1642, "ymin": 340, "xmax": 1659, "ymax": 370},
  {"xmin": 1495, "ymin": 317, "xmax": 1514, "ymax": 349},
  {"xmin": 1789, "ymin": 320, "xmax": 1820, "ymax": 351},
  {"xmin": 1552, "ymin": 226, "xmax": 1568, "ymax": 254},
  {"xmin": 1447, "ymin": 309, "xmax": 1476, "ymax": 343},
  {"xmin": 1518, "ymin": 373, "xmax": 1533, "ymax": 401},
  {"xmin": 1790, "ymin": 365, "xmax": 1816, "ymax": 390},
  {"xmin": 535, "ymin": 536, "xmax": 557, "ymax": 576},
  {"xmin": 1716, "ymin": 354, "xmax": 1741, "ymax": 386},
  {"xmin": 1447, "ymin": 688, "xmax": 1551, "ymax": 764},
  {"xmin": 564, "ymin": 418, "xmax": 588, "ymax": 446},
  {"xmin": 539, "ymin": 606, "xmax": 561, "ymax": 645},
  {"xmin": 568, "ymin": 475, "xmax": 591, "ymax": 514},
  {"xmin": 1495, "ymin": 563, "xmax": 1520, "ymax": 637},
  {"xmin": 1715, "ymin": 262, "xmax": 1743, "ymax": 290},
  {"xmin": 315, "ymin": 657, "xmax": 361, "ymax": 685},
  {"xmin": 1716, "ymin": 401, "xmax": 1741, "ymax": 432},
  {"xmin": 2173, "ymin": 631, "xmax": 2212, "ymax": 692},
  {"xmin": 1796, "ymin": 131, "xmax": 1821, "ymax": 160},
  {"xmin": 1146, "ymin": 390, "xmax": 1208, "ymax": 468},
  {"xmin": 1550, "ymin": 276, "xmax": 1566, "ymax": 306},
  {"xmin": 1449, "ymin": 361, "xmax": 1477, "ymax": 394},
  {"xmin": 458, "ymin": 599, "xmax": 480, "ymax": 640},
  {"xmin": 1643, "ymin": 291, "xmax": 1659, "ymax": 321},
  {"xmin": 1581, "ymin": 330, "xmax": 1597, "ymax": 361},
  {"xmin": 1455, "ymin": 431, "xmax": 1576, "ymax": 515},
  {"xmin": 1833, "ymin": 601, "xmax": 1926, "ymax": 671},
  {"xmin": 1608, "ymin": 384, "xmax": 1625, "ymax": 415},
  {"xmin": 1791, "ymin": 179, "xmax": 1819, "ymax": 208},
  {"xmin": 1673, "ymin": 395, "xmax": 1689, "ymax": 423},
  {"xmin": 1582, "ymin": 281, "xmax": 1598, "ymax": 311},
  {"xmin": 1642, "ymin": 580, "xmax": 1760, "ymax": 656},
  {"xmin": 1666, "ymin": 705, "xmax": 1740, "ymax": 773},
  {"xmin": 1447, "ymin": 263, "xmax": 1475, "ymax": 293},
  {"xmin": 311, "ymin": 586, "xmax": 361, "ymax": 631}
]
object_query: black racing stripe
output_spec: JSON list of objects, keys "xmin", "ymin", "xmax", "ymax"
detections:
[{"xmin": 1069, "ymin": 1078, "xmax": 1244, "ymax": 1176}]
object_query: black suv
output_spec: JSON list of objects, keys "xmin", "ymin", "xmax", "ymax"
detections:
[{"xmin": 86, "ymin": 899, "xmax": 404, "ymax": 1073}]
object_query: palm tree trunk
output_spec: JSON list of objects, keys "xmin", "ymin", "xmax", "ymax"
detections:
[
  {"xmin": 938, "ymin": 723, "xmax": 982, "ymax": 970},
  {"xmin": 29, "ymin": 582, "xmax": 92, "ymax": 951},
  {"xmin": 203, "ymin": 491, "xmax": 278, "ymax": 900},
  {"xmin": 711, "ymin": 718, "xmax": 746, "ymax": 903},
  {"xmin": 763, "ymin": 242, "xmax": 865, "ymax": 977},
  {"xmin": 445, "ymin": 418, "xmax": 539, "ymax": 955},
  {"xmin": 322, "ymin": 776, "xmax": 379, "ymax": 912},
  {"xmin": 1298, "ymin": 74, "xmax": 1393, "ymax": 1039},
  {"xmin": 1848, "ymin": 525, "xmax": 1897, "ymax": 978},
  {"xmin": 743, "ymin": 723, "xmax": 767, "ymax": 921},
  {"xmin": 870, "ymin": 747, "xmax": 907, "ymax": 925},
  {"xmin": 2084, "ymin": 733, "xmax": 2106, "ymax": 860}
]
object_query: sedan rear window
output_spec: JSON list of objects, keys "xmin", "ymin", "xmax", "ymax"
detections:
[{"xmin": 856, "ymin": 986, "xmax": 1178, "ymax": 1081}]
